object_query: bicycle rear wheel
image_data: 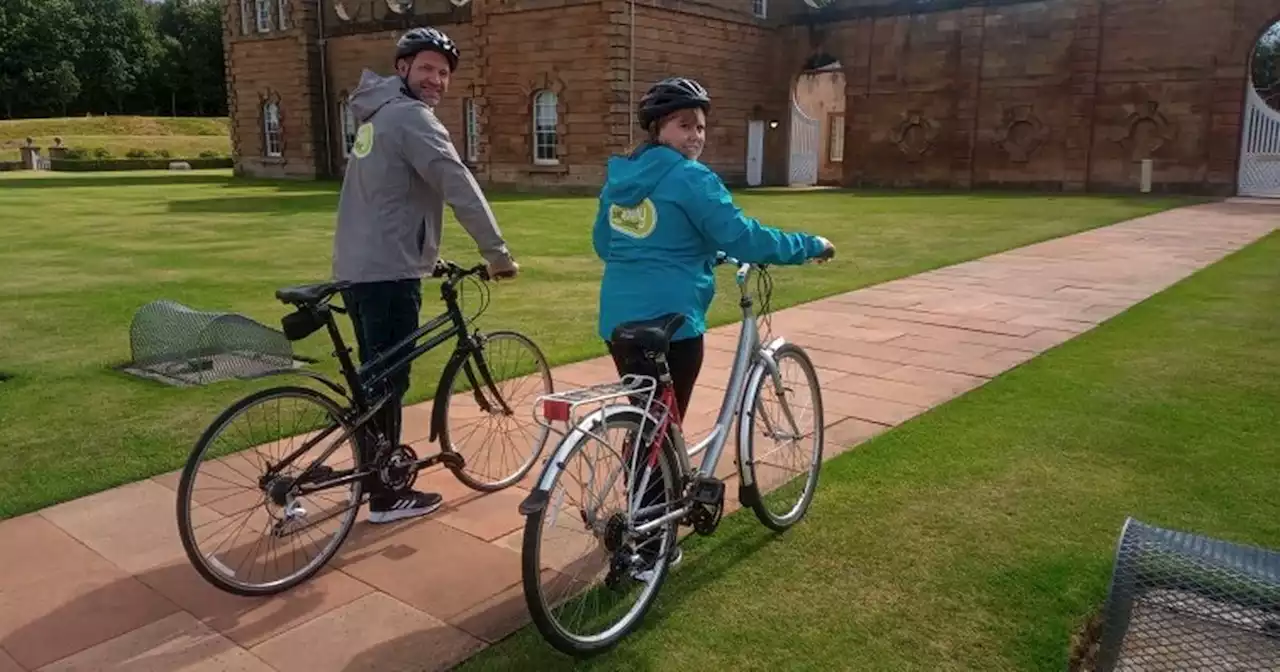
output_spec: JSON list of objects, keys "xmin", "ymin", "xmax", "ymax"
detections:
[
  {"xmin": 438, "ymin": 330, "xmax": 553, "ymax": 491},
  {"xmin": 738, "ymin": 343, "xmax": 824, "ymax": 532},
  {"xmin": 521, "ymin": 410, "xmax": 680, "ymax": 656},
  {"xmin": 176, "ymin": 385, "xmax": 363, "ymax": 596}
]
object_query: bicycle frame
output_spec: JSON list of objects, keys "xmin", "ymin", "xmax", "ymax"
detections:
[
  {"xmin": 523, "ymin": 255, "xmax": 801, "ymax": 531},
  {"xmin": 262, "ymin": 265, "xmax": 508, "ymax": 495}
]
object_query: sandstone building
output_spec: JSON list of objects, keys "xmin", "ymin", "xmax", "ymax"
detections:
[{"xmin": 223, "ymin": 0, "xmax": 1280, "ymax": 196}]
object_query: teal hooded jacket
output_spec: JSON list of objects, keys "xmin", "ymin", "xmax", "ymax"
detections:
[{"xmin": 593, "ymin": 143, "xmax": 827, "ymax": 343}]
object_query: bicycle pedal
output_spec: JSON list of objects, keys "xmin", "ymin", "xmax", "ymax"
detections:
[{"xmin": 691, "ymin": 476, "xmax": 725, "ymax": 506}]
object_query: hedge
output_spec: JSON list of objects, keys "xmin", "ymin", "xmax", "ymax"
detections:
[{"xmin": 48, "ymin": 157, "xmax": 234, "ymax": 172}]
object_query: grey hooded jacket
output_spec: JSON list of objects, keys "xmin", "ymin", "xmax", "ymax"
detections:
[{"xmin": 332, "ymin": 69, "xmax": 511, "ymax": 284}]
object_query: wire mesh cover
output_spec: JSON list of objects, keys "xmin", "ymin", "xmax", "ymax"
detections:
[
  {"xmin": 1094, "ymin": 517, "xmax": 1280, "ymax": 671},
  {"xmin": 120, "ymin": 299, "xmax": 302, "ymax": 386}
]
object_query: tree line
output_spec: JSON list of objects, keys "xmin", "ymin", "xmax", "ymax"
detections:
[{"xmin": 0, "ymin": 0, "xmax": 226, "ymax": 119}]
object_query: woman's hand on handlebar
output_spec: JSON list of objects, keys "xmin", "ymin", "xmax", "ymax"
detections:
[{"xmin": 808, "ymin": 236, "xmax": 835, "ymax": 264}]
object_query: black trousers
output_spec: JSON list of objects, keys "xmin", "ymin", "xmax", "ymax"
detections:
[
  {"xmin": 341, "ymin": 279, "xmax": 422, "ymax": 489},
  {"xmin": 605, "ymin": 334, "xmax": 704, "ymax": 563},
  {"xmin": 605, "ymin": 335, "xmax": 705, "ymax": 421}
]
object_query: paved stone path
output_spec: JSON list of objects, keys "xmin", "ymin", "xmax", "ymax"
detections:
[{"xmin": 0, "ymin": 198, "xmax": 1274, "ymax": 671}]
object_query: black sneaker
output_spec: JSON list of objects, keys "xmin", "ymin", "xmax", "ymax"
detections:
[{"xmin": 367, "ymin": 489, "xmax": 443, "ymax": 524}]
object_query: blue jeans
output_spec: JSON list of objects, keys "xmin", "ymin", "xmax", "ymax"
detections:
[{"xmin": 341, "ymin": 279, "xmax": 422, "ymax": 479}]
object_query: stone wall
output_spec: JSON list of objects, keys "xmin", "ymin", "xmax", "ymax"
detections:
[
  {"xmin": 224, "ymin": 0, "xmax": 325, "ymax": 178},
  {"xmin": 223, "ymin": 0, "xmax": 1279, "ymax": 193},
  {"xmin": 808, "ymin": 0, "xmax": 1280, "ymax": 194},
  {"xmin": 611, "ymin": 0, "xmax": 785, "ymax": 184}
]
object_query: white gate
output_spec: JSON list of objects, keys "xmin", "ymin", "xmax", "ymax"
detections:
[
  {"xmin": 746, "ymin": 120, "xmax": 764, "ymax": 186},
  {"xmin": 788, "ymin": 95, "xmax": 819, "ymax": 186},
  {"xmin": 1238, "ymin": 85, "xmax": 1280, "ymax": 198}
]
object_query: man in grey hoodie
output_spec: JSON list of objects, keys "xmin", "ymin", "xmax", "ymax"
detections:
[{"xmin": 332, "ymin": 26, "xmax": 518, "ymax": 524}]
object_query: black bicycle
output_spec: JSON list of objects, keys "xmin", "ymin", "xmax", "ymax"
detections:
[{"xmin": 175, "ymin": 259, "xmax": 554, "ymax": 596}]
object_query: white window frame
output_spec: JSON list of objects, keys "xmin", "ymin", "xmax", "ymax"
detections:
[
  {"xmin": 241, "ymin": 0, "xmax": 252, "ymax": 34},
  {"xmin": 532, "ymin": 90, "xmax": 559, "ymax": 165},
  {"xmin": 829, "ymin": 113, "xmax": 844, "ymax": 162},
  {"xmin": 277, "ymin": 0, "xmax": 289, "ymax": 29},
  {"xmin": 255, "ymin": 0, "xmax": 271, "ymax": 32},
  {"xmin": 464, "ymin": 98, "xmax": 480, "ymax": 164},
  {"xmin": 263, "ymin": 102, "xmax": 283, "ymax": 157},
  {"xmin": 339, "ymin": 101, "xmax": 356, "ymax": 157},
  {"xmin": 753, "ymin": 0, "xmax": 767, "ymax": 19}
]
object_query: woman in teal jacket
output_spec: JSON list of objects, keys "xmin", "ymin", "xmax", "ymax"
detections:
[{"xmin": 593, "ymin": 76, "xmax": 835, "ymax": 421}]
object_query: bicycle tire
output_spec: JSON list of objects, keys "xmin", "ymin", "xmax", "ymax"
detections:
[
  {"xmin": 738, "ymin": 342, "xmax": 825, "ymax": 532},
  {"xmin": 521, "ymin": 409, "xmax": 681, "ymax": 656},
  {"xmin": 438, "ymin": 329, "xmax": 554, "ymax": 492},
  {"xmin": 176, "ymin": 385, "xmax": 363, "ymax": 596}
]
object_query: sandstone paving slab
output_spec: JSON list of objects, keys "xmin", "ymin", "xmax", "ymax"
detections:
[
  {"xmin": 248, "ymin": 592, "xmax": 484, "ymax": 672},
  {"xmin": 40, "ymin": 480, "xmax": 223, "ymax": 576},
  {"xmin": 0, "ymin": 516, "xmax": 180, "ymax": 671},
  {"xmin": 332, "ymin": 520, "xmax": 522, "ymax": 623},
  {"xmin": 34, "ymin": 612, "xmax": 274, "ymax": 672},
  {"xmin": 135, "ymin": 562, "xmax": 372, "ymax": 649}
]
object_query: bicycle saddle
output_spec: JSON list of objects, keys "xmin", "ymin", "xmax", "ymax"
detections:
[
  {"xmin": 611, "ymin": 313, "xmax": 686, "ymax": 355},
  {"xmin": 275, "ymin": 281, "xmax": 350, "ymax": 305}
]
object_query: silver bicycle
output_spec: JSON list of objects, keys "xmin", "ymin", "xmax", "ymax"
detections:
[{"xmin": 516, "ymin": 251, "xmax": 828, "ymax": 655}]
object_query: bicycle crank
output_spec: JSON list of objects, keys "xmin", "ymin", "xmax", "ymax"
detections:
[{"xmin": 376, "ymin": 444, "xmax": 421, "ymax": 491}]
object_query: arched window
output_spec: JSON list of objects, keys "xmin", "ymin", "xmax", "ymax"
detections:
[
  {"xmin": 532, "ymin": 90, "xmax": 558, "ymax": 165},
  {"xmin": 278, "ymin": 0, "xmax": 290, "ymax": 29},
  {"xmin": 263, "ymin": 102, "xmax": 282, "ymax": 157},
  {"xmin": 339, "ymin": 100, "xmax": 356, "ymax": 156},
  {"xmin": 241, "ymin": 0, "xmax": 252, "ymax": 34}
]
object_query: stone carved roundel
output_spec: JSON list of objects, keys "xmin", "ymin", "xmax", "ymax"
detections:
[
  {"xmin": 890, "ymin": 111, "xmax": 940, "ymax": 162},
  {"xmin": 1115, "ymin": 100, "xmax": 1177, "ymax": 161},
  {"xmin": 386, "ymin": 0, "xmax": 413, "ymax": 13},
  {"xmin": 995, "ymin": 105, "xmax": 1048, "ymax": 163}
]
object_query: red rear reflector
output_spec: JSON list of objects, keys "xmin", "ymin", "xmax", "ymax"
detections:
[{"xmin": 543, "ymin": 399, "xmax": 570, "ymax": 422}]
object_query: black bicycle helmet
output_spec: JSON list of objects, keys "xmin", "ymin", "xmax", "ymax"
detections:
[
  {"xmin": 394, "ymin": 27, "xmax": 459, "ymax": 72},
  {"xmin": 637, "ymin": 77, "xmax": 711, "ymax": 129}
]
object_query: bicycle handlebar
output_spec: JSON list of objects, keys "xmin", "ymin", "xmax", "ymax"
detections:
[{"xmin": 431, "ymin": 258, "xmax": 490, "ymax": 283}]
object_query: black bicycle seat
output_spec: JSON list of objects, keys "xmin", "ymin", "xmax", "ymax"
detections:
[
  {"xmin": 611, "ymin": 313, "xmax": 686, "ymax": 354},
  {"xmin": 275, "ymin": 281, "xmax": 349, "ymax": 305}
]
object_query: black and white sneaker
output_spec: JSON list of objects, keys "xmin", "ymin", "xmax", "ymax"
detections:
[{"xmin": 367, "ymin": 490, "xmax": 443, "ymax": 524}]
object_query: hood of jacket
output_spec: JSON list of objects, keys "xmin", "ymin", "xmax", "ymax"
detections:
[
  {"xmin": 601, "ymin": 143, "xmax": 687, "ymax": 207},
  {"xmin": 347, "ymin": 69, "xmax": 412, "ymax": 123}
]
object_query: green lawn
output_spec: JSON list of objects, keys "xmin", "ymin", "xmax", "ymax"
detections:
[
  {"xmin": 0, "ymin": 170, "xmax": 1201, "ymax": 518},
  {"xmin": 0, "ymin": 116, "xmax": 230, "ymax": 160},
  {"xmin": 458, "ymin": 231, "xmax": 1280, "ymax": 671}
]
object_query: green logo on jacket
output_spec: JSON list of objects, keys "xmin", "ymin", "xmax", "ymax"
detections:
[
  {"xmin": 351, "ymin": 122, "xmax": 374, "ymax": 158},
  {"xmin": 609, "ymin": 199, "xmax": 658, "ymax": 238}
]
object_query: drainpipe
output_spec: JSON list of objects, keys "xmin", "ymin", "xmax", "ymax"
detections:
[
  {"xmin": 316, "ymin": 0, "xmax": 334, "ymax": 177},
  {"xmin": 628, "ymin": 0, "xmax": 635, "ymax": 147}
]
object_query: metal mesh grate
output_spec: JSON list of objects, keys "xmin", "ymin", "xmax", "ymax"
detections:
[
  {"xmin": 119, "ymin": 299, "xmax": 304, "ymax": 386},
  {"xmin": 1093, "ymin": 517, "xmax": 1280, "ymax": 671}
]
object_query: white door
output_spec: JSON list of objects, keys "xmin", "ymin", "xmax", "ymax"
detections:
[
  {"xmin": 746, "ymin": 120, "xmax": 764, "ymax": 186},
  {"xmin": 788, "ymin": 96, "xmax": 819, "ymax": 186},
  {"xmin": 1238, "ymin": 85, "xmax": 1280, "ymax": 198}
]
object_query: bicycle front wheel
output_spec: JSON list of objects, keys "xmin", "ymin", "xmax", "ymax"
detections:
[
  {"xmin": 439, "ymin": 330, "xmax": 553, "ymax": 491},
  {"xmin": 521, "ymin": 409, "xmax": 681, "ymax": 656},
  {"xmin": 738, "ymin": 343, "xmax": 825, "ymax": 532},
  {"xmin": 176, "ymin": 385, "xmax": 363, "ymax": 596}
]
